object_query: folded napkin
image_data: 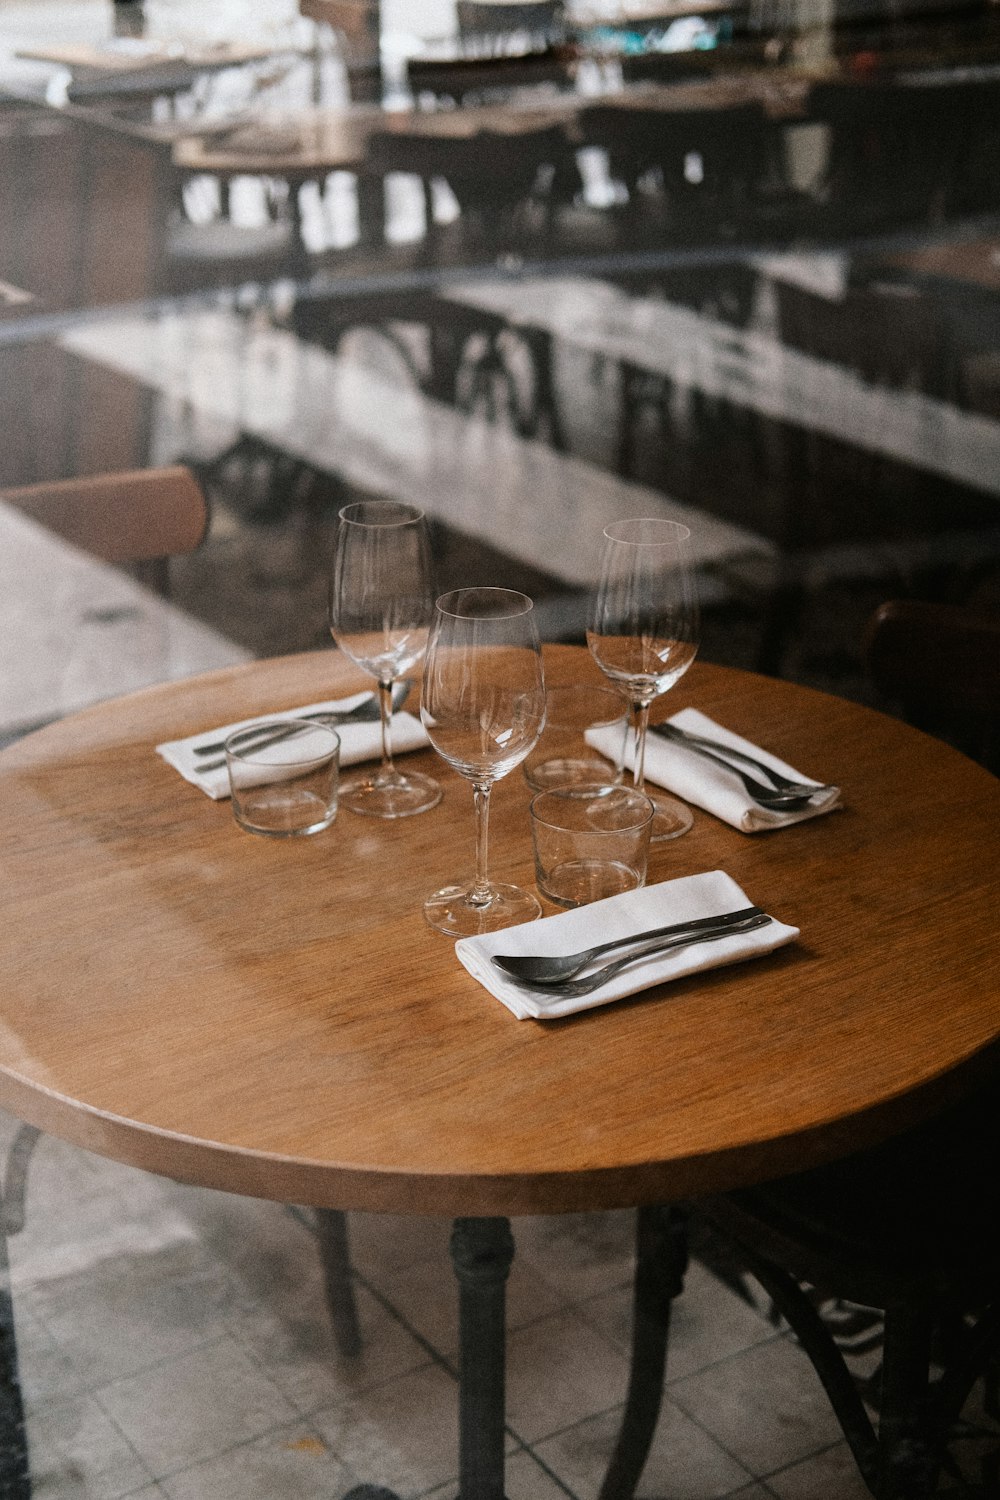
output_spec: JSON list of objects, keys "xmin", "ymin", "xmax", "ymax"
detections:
[
  {"xmin": 585, "ymin": 707, "xmax": 841, "ymax": 833},
  {"xmin": 156, "ymin": 693, "xmax": 429, "ymax": 800},
  {"xmin": 456, "ymin": 870, "xmax": 798, "ymax": 1020}
]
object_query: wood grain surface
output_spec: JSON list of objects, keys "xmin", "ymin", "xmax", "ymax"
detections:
[{"xmin": 1, "ymin": 645, "xmax": 998, "ymax": 1216}]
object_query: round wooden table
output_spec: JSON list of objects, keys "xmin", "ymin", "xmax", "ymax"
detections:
[{"xmin": 2, "ymin": 644, "xmax": 999, "ymax": 1497}]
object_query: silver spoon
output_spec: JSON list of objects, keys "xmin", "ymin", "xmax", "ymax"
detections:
[
  {"xmin": 647, "ymin": 725, "xmax": 827, "ymax": 809},
  {"xmin": 195, "ymin": 680, "xmax": 412, "ymax": 771},
  {"xmin": 492, "ymin": 905, "xmax": 765, "ymax": 985},
  {"xmin": 519, "ymin": 914, "xmax": 774, "ymax": 1001},
  {"xmin": 652, "ymin": 722, "xmax": 835, "ymax": 797}
]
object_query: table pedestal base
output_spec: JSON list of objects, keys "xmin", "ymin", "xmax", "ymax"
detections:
[
  {"xmin": 344, "ymin": 1215, "xmax": 514, "ymax": 1500},
  {"xmin": 343, "ymin": 1207, "xmax": 689, "ymax": 1500}
]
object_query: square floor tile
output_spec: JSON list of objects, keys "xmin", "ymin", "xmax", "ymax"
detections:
[
  {"xmin": 364, "ymin": 1243, "xmax": 565, "ymax": 1363},
  {"xmin": 25, "ymin": 1392, "xmax": 156, "ymax": 1498},
  {"xmin": 669, "ymin": 1333, "xmax": 845, "ymax": 1475},
  {"xmin": 95, "ymin": 1334, "xmax": 299, "ymax": 1475},
  {"xmin": 13, "ymin": 1305, "xmax": 87, "ymax": 1412},
  {"xmin": 160, "ymin": 1422, "xmax": 354, "ymax": 1499},
  {"xmin": 533, "ymin": 1398, "xmax": 755, "ymax": 1499},
  {"xmin": 506, "ymin": 1309, "xmax": 630, "ymax": 1444},
  {"xmin": 765, "ymin": 1441, "xmax": 873, "ymax": 1498},
  {"xmin": 226, "ymin": 1280, "xmax": 434, "ymax": 1413},
  {"xmin": 22, "ymin": 1236, "xmax": 236, "ymax": 1388},
  {"xmin": 309, "ymin": 1363, "xmax": 460, "ymax": 1497},
  {"xmin": 513, "ymin": 1212, "xmax": 636, "ymax": 1305},
  {"xmin": 346, "ymin": 1212, "xmax": 454, "ymax": 1277},
  {"xmin": 10, "ymin": 1136, "xmax": 192, "ymax": 1279},
  {"xmin": 579, "ymin": 1257, "xmax": 777, "ymax": 1381}
]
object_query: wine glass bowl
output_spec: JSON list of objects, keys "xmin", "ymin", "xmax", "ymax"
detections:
[
  {"xmin": 421, "ymin": 587, "xmax": 546, "ymax": 936},
  {"xmin": 587, "ymin": 518, "xmax": 699, "ymax": 840},
  {"xmin": 329, "ymin": 500, "xmax": 442, "ymax": 818}
]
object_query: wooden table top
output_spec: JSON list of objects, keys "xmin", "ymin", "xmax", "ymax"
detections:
[
  {"xmin": 883, "ymin": 236, "xmax": 1000, "ymax": 294},
  {"xmin": 16, "ymin": 40, "xmax": 275, "ymax": 74},
  {"xmin": 173, "ymin": 106, "xmax": 385, "ymax": 174},
  {"xmin": 171, "ymin": 71, "xmax": 802, "ymax": 174},
  {"xmin": 1, "ymin": 645, "xmax": 998, "ymax": 1217},
  {"xmin": 173, "ymin": 96, "xmax": 581, "ymax": 174}
]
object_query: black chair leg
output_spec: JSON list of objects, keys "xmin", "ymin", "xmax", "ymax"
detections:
[
  {"xmin": 599, "ymin": 1204, "xmax": 689, "ymax": 1500},
  {"xmin": 1, "ymin": 1135, "xmax": 33, "ymax": 1497},
  {"xmin": 1, "ymin": 1130, "xmax": 40, "ymax": 1241},
  {"xmin": 315, "ymin": 1208, "xmax": 362, "ymax": 1358},
  {"xmin": 878, "ymin": 1304, "xmax": 935, "ymax": 1500}
]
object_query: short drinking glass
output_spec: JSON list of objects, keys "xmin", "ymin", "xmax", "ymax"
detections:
[
  {"xmin": 226, "ymin": 719, "xmax": 340, "ymax": 837},
  {"xmin": 530, "ymin": 785, "xmax": 653, "ymax": 907}
]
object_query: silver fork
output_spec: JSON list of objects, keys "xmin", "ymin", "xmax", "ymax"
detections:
[
  {"xmin": 652, "ymin": 721, "xmax": 833, "ymax": 795},
  {"xmin": 195, "ymin": 680, "xmax": 412, "ymax": 772},
  {"xmin": 520, "ymin": 914, "xmax": 774, "ymax": 1002},
  {"xmin": 649, "ymin": 723, "xmax": 833, "ymax": 808},
  {"xmin": 492, "ymin": 905, "xmax": 765, "ymax": 984}
]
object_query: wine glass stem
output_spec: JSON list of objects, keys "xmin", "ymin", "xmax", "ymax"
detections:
[
  {"xmin": 378, "ymin": 678, "xmax": 397, "ymax": 780},
  {"xmin": 469, "ymin": 780, "xmax": 493, "ymax": 908},
  {"xmin": 632, "ymin": 700, "xmax": 651, "ymax": 791}
]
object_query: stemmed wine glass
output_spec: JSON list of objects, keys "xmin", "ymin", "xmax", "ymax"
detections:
[
  {"xmin": 421, "ymin": 587, "xmax": 546, "ymax": 936},
  {"xmin": 330, "ymin": 500, "xmax": 442, "ymax": 818},
  {"xmin": 587, "ymin": 517, "xmax": 699, "ymax": 840}
]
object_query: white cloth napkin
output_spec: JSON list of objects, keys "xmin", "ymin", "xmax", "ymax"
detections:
[
  {"xmin": 585, "ymin": 707, "xmax": 841, "ymax": 833},
  {"xmin": 156, "ymin": 693, "xmax": 429, "ymax": 800},
  {"xmin": 456, "ymin": 870, "xmax": 799, "ymax": 1020}
]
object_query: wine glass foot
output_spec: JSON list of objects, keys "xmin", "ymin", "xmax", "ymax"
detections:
[
  {"xmin": 649, "ymin": 795, "xmax": 694, "ymax": 842},
  {"xmin": 423, "ymin": 880, "xmax": 541, "ymax": 937},
  {"xmin": 340, "ymin": 770, "xmax": 442, "ymax": 819}
]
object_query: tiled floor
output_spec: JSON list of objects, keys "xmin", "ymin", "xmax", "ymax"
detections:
[{"xmin": 4, "ymin": 1106, "xmax": 884, "ymax": 1498}]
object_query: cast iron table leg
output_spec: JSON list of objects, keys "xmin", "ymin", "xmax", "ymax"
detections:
[
  {"xmin": 1, "ymin": 1171, "xmax": 32, "ymax": 1497},
  {"xmin": 599, "ymin": 1204, "xmax": 688, "ymax": 1500},
  {"xmin": 451, "ymin": 1216, "xmax": 514, "ymax": 1500},
  {"xmin": 343, "ymin": 1215, "xmax": 513, "ymax": 1500}
]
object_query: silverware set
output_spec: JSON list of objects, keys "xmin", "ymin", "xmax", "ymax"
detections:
[
  {"xmin": 650, "ymin": 721, "xmax": 835, "ymax": 811},
  {"xmin": 194, "ymin": 680, "xmax": 413, "ymax": 773},
  {"xmin": 492, "ymin": 906, "xmax": 773, "ymax": 998}
]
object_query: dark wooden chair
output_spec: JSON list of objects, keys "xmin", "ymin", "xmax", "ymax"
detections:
[
  {"xmin": 365, "ymin": 119, "xmax": 577, "ymax": 260},
  {"xmin": 807, "ymin": 79, "xmax": 966, "ymax": 232},
  {"xmin": 600, "ymin": 601, "xmax": 1000, "ymax": 1500},
  {"xmin": 604, "ymin": 1096, "xmax": 1000, "ymax": 1499},
  {"xmin": 406, "ymin": 47, "xmax": 574, "ymax": 107},
  {"xmin": 578, "ymin": 100, "xmax": 774, "ymax": 238},
  {"xmin": 863, "ymin": 599, "xmax": 1000, "ymax": 774},
  {"xmin": 456, "ymin": 0, "xmax": 565, "ymax": 50}
]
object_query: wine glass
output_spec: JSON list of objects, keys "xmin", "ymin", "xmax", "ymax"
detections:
[
  {"xmin": 587, "ymin": 517, "xmax": 699, "ymax": 840},
  {"xmin": 329, "ymin": 500, "xmax": 442, "ymax": 818},
  {"xmin": 421, "ymin": 587, "xmax": 546, "ymax": 936}
]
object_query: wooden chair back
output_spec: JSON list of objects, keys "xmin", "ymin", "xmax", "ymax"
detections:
[
  {"xmin": 0, "ymin": 465, "xmax": 209, "ymax": 590},
  {"xmin": 864, "ymin": 598, "xmax": 1000, "ymax": 772},
  {"xmin": 456, "ymin": 0, "xmax": 565, "ymax": 48}
]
